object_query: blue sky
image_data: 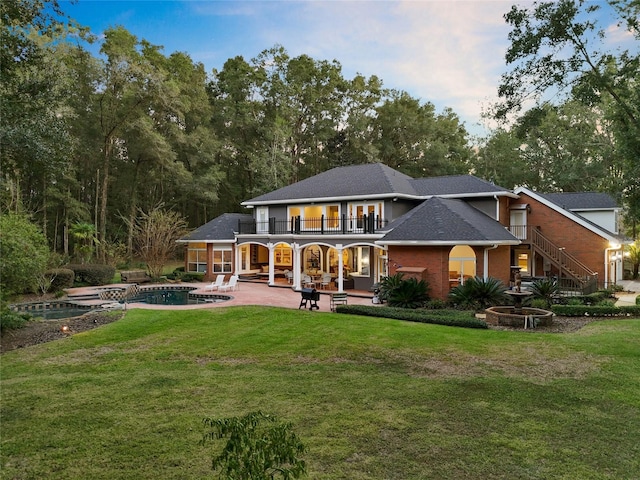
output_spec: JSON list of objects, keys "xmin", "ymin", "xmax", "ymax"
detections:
[{"xmin": 60, "ymin": 0, "xmax": 635, "ymax": 138}]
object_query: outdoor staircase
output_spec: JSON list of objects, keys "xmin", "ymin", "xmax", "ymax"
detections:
[{"xmin": 529, "ymin": 228, "xmax": 599, "ymax": 294}]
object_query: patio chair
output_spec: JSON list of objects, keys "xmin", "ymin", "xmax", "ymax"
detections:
[
  {"xmin": 284, "ymin": 270, "xmax": 293, "ymax": 284},
  {"xmin": 219, "ymin": 275, "xmax": 239, "ymax": 292},
  {"xmin": 303, "ymin": 274, "xmax": 315, "ymax": 288},
  {"xmin": 330, "ymin": 292, "xmax": 348, "ymax": 312},
  {"xmin": 205, "ymin": 274, "xmax": 226, "ymax": 291},
  {"xmin": 320, "ymin": 273, "xmax": 333, "ymax": 290}
]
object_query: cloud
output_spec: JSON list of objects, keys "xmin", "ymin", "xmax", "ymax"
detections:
[{"xmin": 244, "ymin": 1, "xmax": 513, "ymax": 133}]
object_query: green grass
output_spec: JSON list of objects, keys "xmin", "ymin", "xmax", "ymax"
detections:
[{"xmin": 2, "ymin": 306, "xmax": 639, "ymax": 479}]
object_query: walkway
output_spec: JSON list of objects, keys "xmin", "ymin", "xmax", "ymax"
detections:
[{"xmin": 615, "ymin": 280, "xmax": 640, "ymax": 307}]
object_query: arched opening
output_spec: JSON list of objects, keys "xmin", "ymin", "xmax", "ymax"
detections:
[{"xmin": 449, "ymin": 245, "xmax": 476, "ymax": 287}]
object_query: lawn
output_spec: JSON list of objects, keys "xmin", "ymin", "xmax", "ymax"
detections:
[{"xmin": 1, "ymin": 306, "xmax": 639, "ymax": 479}]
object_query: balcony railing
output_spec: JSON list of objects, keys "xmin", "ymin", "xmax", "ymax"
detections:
[{"xmin": 238, "ymin": 215, "xmax": 387, "ymax": 235}]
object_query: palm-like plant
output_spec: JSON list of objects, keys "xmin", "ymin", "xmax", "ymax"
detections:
[
  {"xmin": 530, "ymin": 278, "xmax": 559, "ymax": 307},
  {"xmin": 448, "ymin": 276, "xmax": 507, "ymax": 310},
  {"xmin": 378, "ymin": 273, "xmax": 406, "ymax": 303},
  {"xmin": 387, "ymin": 278, "xmax": 429, "ymax": 309}
]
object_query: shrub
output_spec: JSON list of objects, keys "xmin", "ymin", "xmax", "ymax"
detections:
[
  {"xmin": 66, "ymin": 264, "xmax": 115, "ymax": 286},
  {"xmin": 528, "ymin": 298, "xmax": 548, "ymax": 309},
  {"xmin": 448, "ymin": 276, "xmax": 507, "ymax": 310},
  {"xmin": 551, "ymin": 304, "xmax": 640, "ymax": 317},
  {"xmin": 0, "ymin": 304, "xmax": 32, "ymax": 332},
  {"xmin": 336, "ymin": 304, "xmax": 487, "ymax": 329},
  {"xmin": 424, "ymin": 298, "xmax": 448, "ymax": 309},
  {"xmin": 201, "ymin": 411, "xmax": 307, "ymax": 480},
  {"xmin": 0, "ymin": 213, "xmax": 49, "ymax": 296},
  {"xmin": 45, "ymin": 268, "xmax": 75, "ymax": 292},
  {"xmin": 530, "ymin": 278, "xmax": 559, "ymax": 307},
  {"xmin": 178, "ymin": 272, "xmax": 204, "ymax": 282},
  {"xmin": 637, "ymin": 295, "xmax": 640, "ymax": 306},
  {"xmin": 388, "ymin": 278, "xmax": 429, "ymax": 309},
  {"xmin": 377, "ymin": 273, "xmax": 406, "ymax": 303}
]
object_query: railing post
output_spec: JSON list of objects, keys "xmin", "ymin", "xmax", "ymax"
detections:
[{"xmin": 321, "ymin": 214, "xmax": 325, "ymax": 234}]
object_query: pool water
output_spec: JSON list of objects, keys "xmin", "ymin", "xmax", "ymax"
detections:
[
  {"xmin": 32, "ymin": 307, "xmax": 94, "ymax": 320},
  {"xmin": 126, "ymin": 289, "xmax": 230, "ymax": 305}
]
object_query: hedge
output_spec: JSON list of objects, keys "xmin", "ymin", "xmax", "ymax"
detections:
[
  {"xmin": 336, "ymin": 304, "xmax": 488, "ymax": 329},
  {"xmin": 65, "ymin": 264, "xmax": 115, "ymax": 286},
  {"xmin": 45, "ymin": 268, "xmax": 75, "ymax": 291},
  {"xmin": 551, "ymin": 304, "xmax": 640, "ymax": 317}
]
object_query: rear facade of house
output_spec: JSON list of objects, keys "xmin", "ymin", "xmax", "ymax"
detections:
[{"xmin": 179, "ymin": 163, "xmax": 628, "ymax": 299}]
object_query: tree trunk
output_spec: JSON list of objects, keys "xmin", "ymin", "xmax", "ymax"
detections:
[{"xmin": 98, "ymin": 138, "xmax": 113, "ymax": 263}]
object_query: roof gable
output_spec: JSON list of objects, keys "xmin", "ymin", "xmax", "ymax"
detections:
[
  {"xmin": 515, "ymin": 187, "xmax": 628, "ymax": 244},
  {"xmin": 180, "ymin": 213, "xmax": 252, "ymax": 242},
  {"xmin": 379, "ymin": 197, "xmax": 519, "ymax": 245},
  {"xmin": 243, "ymin": 163, "xmax": 417, "ymax": 205},
  {"xmin": 540, "ymin": 192, "xmax": 619, "ymax": 211},
  {"xmin": 410, "ymin": 175, "xmax": 512, "ymax": 196}
]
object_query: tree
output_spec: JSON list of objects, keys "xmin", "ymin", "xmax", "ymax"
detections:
[
  {"xmin": 495, "ymin": 0, "xmax": 640, "ymax": 222},
  {"xmin": 0, "ymin": 0, "xmax": 79, "ymax": 224},
  {"xmin": 130, "ymin": 206, "xmax": 188, "ymax": 279},
  {"xmin": 372, "ymin": 91, "xmax": 470, "ymax": 178},
  {"xmin": 0, "ymin": 213, "xmax": 49, "ymax": 298},
  {"xmin": 627, "ymin": 241, "xmax": 640, "ymax": 279},
  {"xmin": 201, "ymin": 411, "xmax": 307, "ymax": 480}
]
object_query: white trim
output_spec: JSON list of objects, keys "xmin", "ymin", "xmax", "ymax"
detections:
[
  {"xmin": 378, "ymin": 240, "xmax": 520, "ymax": 246},
  {"xmin": 242, "ymin": 191, "xmax": 517, "ymax": 207}
]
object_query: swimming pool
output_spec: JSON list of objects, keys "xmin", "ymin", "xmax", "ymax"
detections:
[
  {"xmin": 11, "ymin": 287, "xmax": 232, "ymax": 320},
  {"xmin": 126, "ymin": 288, "xmax": 231, "ymax": 305}
]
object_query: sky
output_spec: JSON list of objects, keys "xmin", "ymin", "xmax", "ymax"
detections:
[{"xmin": 60, "ymin": 0, "xmax": 634, "ymax": 138}]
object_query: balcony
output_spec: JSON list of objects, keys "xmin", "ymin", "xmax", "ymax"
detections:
[{"xmin": 238, "ymin": 215, "xmax": 387, "ymax": 235}]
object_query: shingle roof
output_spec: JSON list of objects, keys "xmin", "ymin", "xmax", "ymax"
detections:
[
  {"xmin": 243, "ymin": 163, "xmax": 417, "ymax": 204},
  {"xmin": 180, "ymin": 213, "xmax": 252, "ymax": 242},
  {"xmin": 541, "ymin": 192, "xmax": 619, "ymax": 210},
  {"xmin": 410, "ymin": 175, "xmax": 512, "ymax": 196},
  {"xmin": 379, "ymin": 198, "xmax": 519, "ymax": 244}
]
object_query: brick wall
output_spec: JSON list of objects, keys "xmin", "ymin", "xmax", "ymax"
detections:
[
  {"xmin": 512, "ymin": 193, "xmax": 609, "ymax": 276},
  {"xmin": 388, "ymin": 244, "xmax": 512, "ymax": 300}
]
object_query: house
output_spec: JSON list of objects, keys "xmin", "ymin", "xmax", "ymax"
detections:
[{"xmin": 178, "ymin": 163, "xmax": 629, "ymax": 299}]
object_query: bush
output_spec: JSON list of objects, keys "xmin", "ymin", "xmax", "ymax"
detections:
[
  {"xmin": 636, "ymin": 295, "xmax": 640, "ymax": 306},
  {"xmin": 336, "ymin": 304, "xmax": 487, "ymax": 329},
  {"xmin": 378, "ymin": 273, "xmax": 429, "ymax": 308},
  {"xmin": 0, "ymin": 213, "xmax": 49, "ymax": 296},
  {"xmin": 448, "ymin": 276, "xmax": 507, "ymax": 310},
  {"xmin": 529, "ymin": 298, "xmax": 549, "ymax": 309},
  {"xmin": 45, "ymin": 268, "xmax": 75, "ymax": 292},
  {"xmin": 178, "ymin": 272, "xmax": 205, "ymax": 282},
  {"xmin": 0, "ymin": 304, "xmax": 32, "ymax": 332},
  {"xmin": 201, "ymin": 411, "xmax": 307, "ymax": 479},
  {"xmin": 530, "ymin": 278, "xmax": 559, "ymax": 307},
  {"xmin": 65, "ymin": 264, "xmax": 115, "ymax": 286},
  {"xmin": 551, "ymin": 304, "xmax": 640, "ymax": 317}
]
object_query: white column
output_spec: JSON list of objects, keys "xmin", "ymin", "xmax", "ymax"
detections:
[
  {"xmin": 293, "ymin": 243, "xmax": 303, "ymax": 290},
  {"xmin": 337, "ymin": 244, "xmax": 344, "ymax": 292},
  {"xmin": 267, "ymin": 242, "xmax": 275, "ymax": 286}
]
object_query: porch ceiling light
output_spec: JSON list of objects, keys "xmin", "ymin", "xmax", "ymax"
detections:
[{"xmin": 609, "ymin": 242, "xmax": 621, "ymax": 249}]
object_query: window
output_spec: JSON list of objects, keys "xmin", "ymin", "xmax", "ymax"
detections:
[
  {"xmin": 274, "ymin": 245, "xmax": 292, "ymax": 265},
  {"xmin": 187, "ymin": 242, "xmax": 207, "ymax": 273},
  {"xmin": 517, "ymin": 253, "xmax": 529, "ymax": 273},
  {"xmin": 288, "ymin": 204, "xmax": 341, "ymax": 231},
  {"xmin": 350, "ymin": 246, "xmax": 371, "ymax": 276},
  {"xmin": 448, "ymin": 245, "xmax": 476, "ymax": 285},
  {"xmin": 348, "ymin": 202, "xmax": 383, "ymax": 231},
  {"xmin": 256, "ymin": 207, "xmax": 269, "ymax": 234},
  {"xmin": 212, "ymin": 248, "xmax": 232, "ymax": 273}
]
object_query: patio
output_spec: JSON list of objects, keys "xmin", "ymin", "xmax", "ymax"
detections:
[{"xmin": 64, "ymin": 280, "xmax": 375, "ymax": 312}]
